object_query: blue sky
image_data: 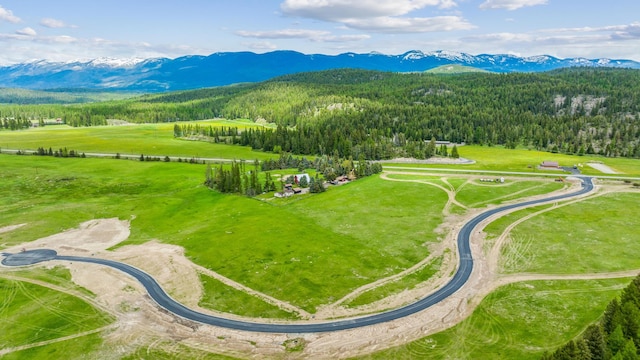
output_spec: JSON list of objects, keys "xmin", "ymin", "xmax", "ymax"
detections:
[{"xmin": 0, "ymin": 0, "xmax": 638, "ymax": 64}]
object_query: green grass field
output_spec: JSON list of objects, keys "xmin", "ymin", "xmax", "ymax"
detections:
[
  {"xmin": 2, "ymin": 133, "xmax": 640, "ymax": 359},
  {"xmin": 0, "ymin": 276, "xmax": 113, "ymax": 356},
  {"xmin": 501, "ymin": 192, "xmax": 640, "ymax": 274},
  {"xmin": 345, "ymin": 256, "xmax": 444, "ymax": 308},
  {"xmin": 356, "ymin": 278, "xmax": 630, "ymax": 360},
  {"xmin": 0, "ymin": 120, "xmax": 275, "ymax": 161},
  {"xmin": 382, "ymin": 173, "xmax": 565, "ymax": 209},
  {"xmin": 198, "ymin": 273, "xmax": 298, "ymax": 319},
  {"xmin": 456, "ymin": 180, "xmax": 565, "ymax": 208}
]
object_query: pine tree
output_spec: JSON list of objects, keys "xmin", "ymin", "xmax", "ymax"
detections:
[{"xmin": 451, "ymin": 144, "xmax": 460, "ymax": 159}]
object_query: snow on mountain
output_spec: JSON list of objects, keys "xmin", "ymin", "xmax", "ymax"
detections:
[
  {"xmin": 86, "ymin": 57, "xmax": 146, "ymax": 67},
  {"xmin": 0, "ymin": 50, "xmax": 638, "ymax": 92}
]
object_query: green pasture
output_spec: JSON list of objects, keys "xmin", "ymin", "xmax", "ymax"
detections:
[
  {"xmin": 0, "ymin": 120, "xmax": 275, "ymax": 161},
  {"xmin": 120, "ymin": 342, "xmax": 240, "ymax": 360},
  {"xmin": 0, "ymin": 332, "xmax": 105, "ymax": 360},
  {"xmin": 0, "ymin": 277, "xmax": 113, "ymax": 353},
  {"xmin": 345, "ymin": 256, "xmax": 444, "ymax": 308},
  {"xmin": 357, "ymin": 278, "xmax": 630, "ymax": 360},
  {"xmin": 386, "ymin": 145, "xmax": 640, "ymax": 176},
  {"xmin": 501, "ymin": 191, "xmax": 640, "ymax": 274},
  {"xmin": 383, "ymin": 173, "xmax": 565, "ymax": 209},
  {"xmin": 456, "ymin": 180, "xmax": 565, "ymax": 208},
  {"xmin": 0, "ymin": 155, "xmax": 447, "ymax": 314},
  {"xmin": 198, "ymin": 273, "xmax": 297, "ymax": 319},
  {"xmin": 6, "ymin": 266, "xmax": 95, "ymax": 298}
]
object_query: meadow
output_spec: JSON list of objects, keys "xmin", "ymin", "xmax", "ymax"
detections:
[
  {"xmin": 0, "ymin": 120, "xmax": 275, "ymax": 161},
  {"xmin": 0, "ymin": 268, "xmax": 113, "ymax": 359},
  {"xmin": 501, "ymin": 191, "xmax": 640, "ymax": 274},
  {"xmin": 356, "ymin": 278, "xmax": 631, "ymax": 360},
  {"xmin": 3, "ymin": 124, "xmax": 640, "ymax": 359}
]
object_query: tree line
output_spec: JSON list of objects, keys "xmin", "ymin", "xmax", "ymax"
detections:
[{"xmin": 542, "ymin": 274, "xmax": 640, "ymax": 360}]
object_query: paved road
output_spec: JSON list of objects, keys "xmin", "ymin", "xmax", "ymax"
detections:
[{"xmin": 2, "ymin": 177, "xmax": 595, "ymax": 333}]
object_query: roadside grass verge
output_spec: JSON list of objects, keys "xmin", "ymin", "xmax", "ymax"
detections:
[
  {"xmin": 345, "ymin": 256, "xmax": 444, "ymax": 308},
  {"xmin": 501, "ymin": 192, "xmax": 640, "ymax": 274},
  {"xmin": 356, "ymin": 278, "xmax": 630, "ymax": 360},
  {"xmin": 0, "ymin": 277, "xmax": 113, "ymax": 351},
  {"xmin": 198, "ymin": 273, "xmax": 298, "ymax": 320}
]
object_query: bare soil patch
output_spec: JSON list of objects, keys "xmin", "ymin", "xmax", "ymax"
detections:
[
  {"xmin": 587, "ymin": 162, "xmax": 618, "ymax": 174},
  {"xmin": 0, "ymin": 223, "xmax": 26, "ymax": 234}
]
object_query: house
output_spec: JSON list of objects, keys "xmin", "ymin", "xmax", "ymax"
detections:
[
  {"xmin": 274, "ymin": 190, "xmax": 295, "ymax": 198},
  {"xmin": 540, "ymin": 160, "xmax": 560, "ymax": 169}
]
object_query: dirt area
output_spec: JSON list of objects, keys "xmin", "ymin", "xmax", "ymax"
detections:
[
  {"xmin": 1, "ymin": 178, "xmax": 639, "ymax": 359},
  {"xmin": 0, "ymin": 223, "xmax": 26, "ymax": 234},
  {"xmin": 587, "ymin": 162, "xmax": 618, "ymax": 174}
]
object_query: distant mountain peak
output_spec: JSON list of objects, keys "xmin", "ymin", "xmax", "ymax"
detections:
[{"xmin": 0, "ymin": 50, "xmax": 638, "ymax": 92}]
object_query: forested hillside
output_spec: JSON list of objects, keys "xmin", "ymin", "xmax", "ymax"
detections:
[{"xmin": 2, "ymin": 68, "xmax": 640, "ymax": 159}]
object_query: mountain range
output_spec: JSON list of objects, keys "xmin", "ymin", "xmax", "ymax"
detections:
[{"xmin": 1, "ymin": 50, "xmax": 639, "ymax": 92}]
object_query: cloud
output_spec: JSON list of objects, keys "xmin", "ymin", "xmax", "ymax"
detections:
[
  {"xmin": 479, "ymin": 0, "xmax": 547, "ymax": 10},
  {"xmin": 456, "ymin": 22, "xmax": 640, "ymax": 60},
  {"xmin": 344, "ymin": 16, "xmax": 474, "ymax": 33},
  {"xmin": 245, "ymin": 41, "xmax": 278, "ymax": 51},
  {"xmin": 280, "ymin": 0, "xmax": 472, "ymax": 33},
  {"xmin": 236, "ymin": 29, "xmax": 370, "ymax": 42},
  {"xmin": 281, "ymin": 0, "xmax": 457, "ymax": 21},
  {"xmin": 236, "ymin": 29, "xmax": 332, "ymax": 39},
  {"xmin": 40, "ymin": 18, "xmax": 75, "ymax": 28},
  {"xmin": 0, "ymin": 6, "xmax": 20, "ymax": 23},
  {"xmin": 15, "ymin": 27, "xmax": 36, "ymax": 36}
]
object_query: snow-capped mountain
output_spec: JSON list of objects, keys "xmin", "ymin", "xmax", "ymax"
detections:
[{"xmin": 0, "ymin": 50, "xmax": 638, "ymax": 92}]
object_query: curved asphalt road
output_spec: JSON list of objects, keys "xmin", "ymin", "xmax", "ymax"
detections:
[{"xmin": 4, "ymin": 177, "xmax": 594, "ymax": 333}]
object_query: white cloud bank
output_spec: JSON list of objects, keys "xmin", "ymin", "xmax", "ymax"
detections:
[
  {"xmin": 0, "ymin": 6, "xmax": 21, "ymax": 23},
  {"xmin": 278, "ymin": 0, "xmax": 472, "ymax": 33},
  {"xmin": 40, "ymin": 18, "xmax": 76, "ymax": 28},
  {"xmin": 479, "ymin": 0, "xmax": 548, "ymax": 11}
]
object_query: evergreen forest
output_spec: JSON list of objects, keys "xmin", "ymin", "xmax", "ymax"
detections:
[{"xmin": 2, "ymin": 67, "xmax": 640, "ymax": 159}]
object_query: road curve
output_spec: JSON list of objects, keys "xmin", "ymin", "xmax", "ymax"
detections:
[{"xmin": 3, "ymin": 177, "xmax": 595, "ymax": 333}]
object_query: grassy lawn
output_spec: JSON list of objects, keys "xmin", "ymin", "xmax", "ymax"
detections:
[
  {"xmin": 356, "ymin": 278, "xmax": 630, "ymax": 360},
  {"xmin": 0, "ymin": 120, "xmax": 275, "ymax": 161},
  {"xmin": 0, "ymin": 277, "xmax": 113, "ymax": 351},
  {"xmin": 501, "ymin": 192, "xmax": 640, "ymax": 274},
  {"xmin": 198, "ymin": 273, "xmax": 298, "ymax": 319}
]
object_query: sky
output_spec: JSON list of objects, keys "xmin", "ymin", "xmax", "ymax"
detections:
[{"xmin": 0, "ymin": 0, "xmax": 639, "ymax": 64}]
